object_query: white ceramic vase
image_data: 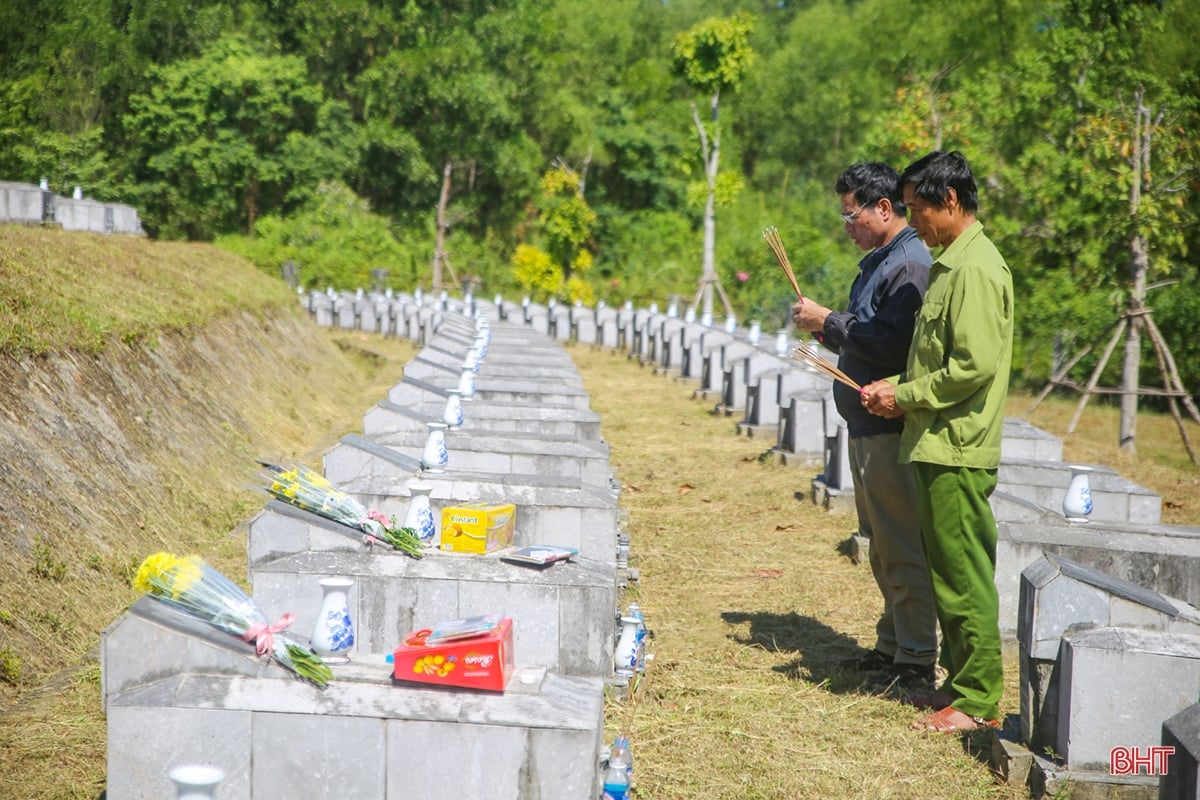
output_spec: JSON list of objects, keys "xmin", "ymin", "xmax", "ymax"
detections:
[
  {"xmin": 311, "ymin": 577, "xmax": 355, "ymax": 664},
  {"xmin": 442, "ymin": 389, "xmax": 464, "ymax": 428},
  {"xmin": 464, "ymin": 347, "xmax": 481, "ymax": 373},
  {"xmin": 403, "ymin": 482, "xmax": 437, "ymax": 543},
  {"xmin": 457, "ymin": 368, "xmax": 475, "ymax": 398},
  {"xmin": 168, "ymin": 767, "xmax": 224, "ymax": 796},
  {"xmin": 774, "ymin": 330, "xmax": 790, "ymax": 356},
  {"xmin": 169, "ymin": 765, "xmax": 224, "ymax": 800},
  {"xmin": 421, "ymin": 422, "xmax": 449, "ymax": 472},
  {"xmin": 748, "ymin": 320, "xmax": 762, "ymax": 344},
  {"xmin": 613, "ymin": 616, "xmax": 642, "ymax": 676},
  {"xmin": 1063, "ymin": 465, "xmax": 1094, "ymax": 523}
]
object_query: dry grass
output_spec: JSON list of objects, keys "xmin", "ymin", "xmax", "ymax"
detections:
[
  {"xmin": 0, "ymin": 325, "xmax": 416, "ymax": 800},
  {"xmin": 569, "ymin": 344, "xmax": 1200, "ymax": 800}
]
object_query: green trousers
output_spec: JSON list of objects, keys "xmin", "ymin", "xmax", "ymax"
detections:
[{"xmin": 912, "ymin": 461, "xmax": 1003, "ymax": 720}]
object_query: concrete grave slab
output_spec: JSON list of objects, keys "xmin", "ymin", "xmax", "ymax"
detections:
[
  {"xmin": 106, "ymin": 657, "xmax": 603, "ymax": 800},
  {"xmin": 361, "ymin": 428, "xmax": 612, "ymax": 487},
  {"xmin": 1057, "ymin": 627, "xmax": 1200, "ymax": 772},
  {"xmin": 251, "ymin": 548, "xmax": 616, "ymax": 675},
  {"xmin": 997, "ymin": 459, "xmax": 1161, "ymax": 525},
  {"xmin": 321, "ymin": 435, "xmax": 619, "ymax": 560},
  {"xmin": 996, "ymin": 513, "xmax": 1200, "ymax": 641},
  {"xmin": 363, "ymin": 397, "xmax": 603, "ymax": 441}
]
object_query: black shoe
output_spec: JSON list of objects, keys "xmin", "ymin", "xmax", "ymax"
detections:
[
  {"xmin": 888, "ymin": 663, "xmax": 937, "ymax": 689},
  {"xmin": 839, "ymin": 648, "xmax": 893, "ymax": 673}
]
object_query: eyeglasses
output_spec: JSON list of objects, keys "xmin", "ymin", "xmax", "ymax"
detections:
[{"xmin": 840, "ymin": 202, "xmax": 875, "ymax": 224}]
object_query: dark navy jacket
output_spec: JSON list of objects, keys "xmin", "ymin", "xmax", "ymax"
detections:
[{"xmin": 821, "ymin": 226, "xmax": 930, "ymax": 438}]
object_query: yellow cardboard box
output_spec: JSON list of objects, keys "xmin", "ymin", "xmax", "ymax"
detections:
[{"xmin": 439, "ymin": 503, "xmax": 516, "ymax": 554}]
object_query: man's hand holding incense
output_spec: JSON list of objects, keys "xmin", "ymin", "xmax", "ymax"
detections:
[
  {"xmin": 860, "ymin": 379, "xmax": 905, "ymax": 419},
  {"xmin": 791, "ymin": 298, "xmax": 831, "ymax": 333}
]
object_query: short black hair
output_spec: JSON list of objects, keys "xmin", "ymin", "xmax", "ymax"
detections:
[
  {"xmin": 835, "ymin": 161, "xmax": 906, "ymax": 215},
  {"xmin": 899, "ymin": 151, "xmax": 978, "ymax": 213}
]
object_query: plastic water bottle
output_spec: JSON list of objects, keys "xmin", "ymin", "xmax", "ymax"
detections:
[
  {"xmin": 602, "ymin": 755, "xmax": 630, "ymax": 800},
  {"xmin": 610, "ymin": 736, "xmax": 634, "ymax": 781}
]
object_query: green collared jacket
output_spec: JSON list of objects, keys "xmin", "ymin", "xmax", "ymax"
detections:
[{"xmin": 892, "ymin": 221, "xmax": 1013, "ymax": 469}]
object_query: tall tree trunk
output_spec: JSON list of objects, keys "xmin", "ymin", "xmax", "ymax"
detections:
[
  {"xmin": 432, "ymin": 161, "xmax": 452, "ymax": 291},
  {"xmin": 1119, "ymin": 89, "xmax": 1151, "ymax": 452},
  {"xmin": 1119, "ymin": 238, "xmax": 1147, "ymax": 451},
  {"xmin": 691, "ymin": 90, "xmax": 721, "ymax": 321}
]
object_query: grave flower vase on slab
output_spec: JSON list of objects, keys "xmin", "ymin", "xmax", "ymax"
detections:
[
  {"xmin": 457, "ymin": 368, "xmax": 476, "ymax": 398},
  {"xmin": 421, "ymin": 422, "xmax": 449, "ymax": 473},
  {"xmin": 442, "ymin": 389, "xmax": 464, "ymax": 429},
  {"xmin": 774, "ymin": 330, "xmax": 790, "ymax": 356},
  {"xmin": 169, "ymin": 765, "xmax": 224, "ymax": 800},
  {"xmin": 311, "ymin": 577, "xmax": 355, "ymax": 664},
  {"xmin": 403, "ymin": 482, "xmax": 437, "ymax": 544},
  {"xmin": 1063, "ymin": 465, "xmax": 1094, "ymax": 523},
  {"xmin": 614, "ymin": 616, "xmax": 641, "ymax": 676}
]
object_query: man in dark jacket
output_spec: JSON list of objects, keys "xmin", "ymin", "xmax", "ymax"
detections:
[{"xmin": 791, "ymin": 161, "xmax": 936, "ymax": 688}]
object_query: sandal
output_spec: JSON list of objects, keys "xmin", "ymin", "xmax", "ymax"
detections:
[{"xmin": 912, "ymin": 706, "xmax": 1000, "ymax": 734}]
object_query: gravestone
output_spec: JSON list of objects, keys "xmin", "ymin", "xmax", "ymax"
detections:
[
  {"xmin": 811, "ymin": 397, "xmax": 853, "ymax": 511},
  {"xmin": 774, "ymin": 387, "xmax": 830, "ymax": 467},
  {"xmin": 1017, "ymin": 553, "xmax": 1200, "ymax": 755},
  {"xmin": 103, "ymin": 598, "xmax": 605, "ymax": 800},
  {"xmin": 1057, "ymin": 627, "xmax": 1200, "ymax": 772},
  {"xmin": 1161, "ymin": 703, "xmax": 1200, "ymax": 799}
]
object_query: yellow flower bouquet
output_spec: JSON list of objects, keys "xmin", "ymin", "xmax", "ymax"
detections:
[
  {"xmin": 133, "ymin": 551, "xmax": 333, "ymax": 688},
  {"xmin": 258, "ymin": 461, "xmax": 424, "ymax": 559}
]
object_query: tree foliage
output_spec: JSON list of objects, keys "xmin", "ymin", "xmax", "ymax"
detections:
[
  {"xmin": 511, "ymin": 164, "xmax": 597, "ymax": 304},
  {"xmin": 0, "ymin": 0, "xmax": 1197, "ymax": 396},
  {"xmin": 124, "ymin": 36, "xmax": 357, "ymax": 239},
  {"xmin": 670, "ymin": 12, "xmax": 755, "ymax": 97}
]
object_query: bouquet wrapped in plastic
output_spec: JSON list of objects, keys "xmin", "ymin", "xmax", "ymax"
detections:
[
  {"xmin": 133, "ymin": 551, "xmax": 332, "ymax": 688},
  {"xmin": 258, "ymin": 461, "xmax": 424, "ymax": 558}
]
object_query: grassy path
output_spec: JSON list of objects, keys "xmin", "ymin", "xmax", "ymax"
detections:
[{"xmin": 569, "ymin": 344, "xmax": 1028, "ymax": 800}]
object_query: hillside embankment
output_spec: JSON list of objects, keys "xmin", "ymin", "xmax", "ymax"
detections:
[{"xmin": 0, "ymin": 228, "xmax": 415, "ymax": 797}]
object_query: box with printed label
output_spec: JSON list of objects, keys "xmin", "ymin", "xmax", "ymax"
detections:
[
  {"xmin": 391, "ymin": 617, "xmax": 514, "ymax": 692},
  {"xmin": 439, "ymin": 502, "xmax": 516, "ymax": 554}
]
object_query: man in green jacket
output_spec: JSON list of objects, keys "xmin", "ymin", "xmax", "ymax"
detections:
[{"xmin": 860, "ymin": 150, "xmax": 1013, "ymax": 733}]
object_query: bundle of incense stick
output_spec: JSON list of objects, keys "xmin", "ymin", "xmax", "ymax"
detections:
[
  {"xmin": 761, "ymin": 226, "xmax": 803, "ymax": 299},
  {"xmin": 790, "ymin": 340, "xmax": 861, "ymax": 391}
]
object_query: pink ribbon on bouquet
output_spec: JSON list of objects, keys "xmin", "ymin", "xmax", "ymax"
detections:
[
  {"xmin": 242, "ymin": 613, "xmax": 295, "ymax": 656},
  {"xmin": 362, "ymin": 509, "xmax": 392, "ymax": 547}
]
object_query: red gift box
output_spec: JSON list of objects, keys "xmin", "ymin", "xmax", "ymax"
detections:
[{"xmin": 392, "ymin": 617, "xmax": 514, "ymax": 692}]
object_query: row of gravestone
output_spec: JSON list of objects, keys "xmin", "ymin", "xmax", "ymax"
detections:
[
  {"xmin": 140, "ymin": 286, "xmax": 1200, "ymax": 799},
  {"xmin": 470, "ymin": 293, "xmax": 1200, "ymax": 800},
  {"xmin": 100, "ymin": 298, "xmax": 631, "ymax": 799},
  {"xmin": 0, "ymin": 179, "xmax": 144, "ymax": 234}
]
